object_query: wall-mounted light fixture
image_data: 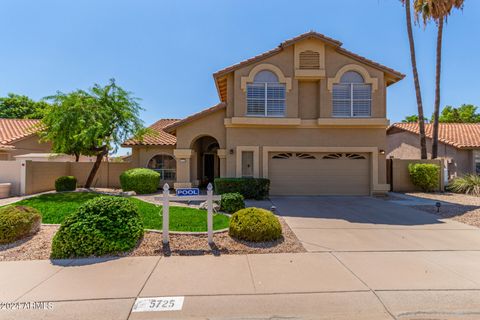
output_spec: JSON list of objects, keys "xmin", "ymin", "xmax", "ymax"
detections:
[
  {"xmin": 379, "ymin": 149, "xmax": 386, "ymax": 155},
  {"xmin": 229, "ymin": 149, "xmax": 234, "ymax": 155}
]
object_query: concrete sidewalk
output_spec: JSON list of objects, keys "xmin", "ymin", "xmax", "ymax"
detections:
[{"xmin": 2, "ymin": 251, "xmax": 480, "ymax": 320}]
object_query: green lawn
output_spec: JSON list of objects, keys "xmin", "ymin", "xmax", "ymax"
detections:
[{"xmin": 11, "ymin": 192, "xmax": 230, "ymax": 232}]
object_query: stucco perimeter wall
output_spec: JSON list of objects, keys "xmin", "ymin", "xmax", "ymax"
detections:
[
  {"xmin": 387, "ymin": 130, "xmax": 475, "ymax": 178},
  {"xmin": 23, "ymin": 161, "xmax": 133, "ymax": 195},
  {"xmin": 24, "ymin": 161, "xmax": 70, "ymax": 195},
  {"xmin": 70, "ymin": 162, "xmax": 132, "ymax": 188},
  {"xmin": 225, "ymin": 127, "xmax": 387, "ymax": 184},
  {"xmin": 388, "ymin": 159, "xmax": 444, "ymax": 192},
  {"xmin": 0, "ymin": 161, "xmax": 23, "ymax": 196}
]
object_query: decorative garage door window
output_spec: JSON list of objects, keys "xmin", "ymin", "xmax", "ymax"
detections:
[
  {"xmin": 272, "ymin": 153, "xmax": 316, "ymax": 159},
  {"xmin": 322, "ymin": 153, "xmax": 366, "ymax": 160}
]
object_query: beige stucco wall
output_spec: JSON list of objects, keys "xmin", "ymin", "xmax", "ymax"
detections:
[
  {"xmin": 2, "ymin": 135, "xmax": 52, "ymax": 160},
  {"xmin": 23, "ymin": 161, "xmax": 134, "ymax": 195},
  {"xmin": 225, "ymin": 127, "xmax": 387, "ymax": 185},
  {"xmin": 175, "ymin": 109, "xmax": 226, "ymax": 149},
  {"xmin": 0, "ymin": 161, "xmax": 22, "ymax": 195},
  {"xmin": 24, "ymin": 161, "xmax": 70, "ymax": 194},
  {"xmin": 388, "ymin": 158, "xmax": 444, "ymax": 192},
  {"xmin": 387, "ymin": 130, "xmax": 475, "ymax": 178}
]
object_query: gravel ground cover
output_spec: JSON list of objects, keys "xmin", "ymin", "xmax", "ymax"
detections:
[
  {"xmin": 0, "ymin": 218, "xmax": 304, "ymax": 261},
  {"xmin": 403, "ymin": 192, "xmax": 480, "ymax": 228}
]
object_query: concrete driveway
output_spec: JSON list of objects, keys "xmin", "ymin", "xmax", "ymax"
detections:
[{"xmin": 271, "ymin": 196, "xmax": 480, "ymax": 252}]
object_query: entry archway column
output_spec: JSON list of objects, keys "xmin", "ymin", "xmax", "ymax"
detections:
[
  {"xmin": 217, "ymin": 149, "xmax": 227, "ymax": 178},
  {"xmin": 173, "ymin": 149, "xmax": 193, "ymax": 189}
]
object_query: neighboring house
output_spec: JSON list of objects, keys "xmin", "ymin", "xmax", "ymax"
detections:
[
  {"xmin": 0, "ymin": 118, "xmax": 52, "ymax": 160},
  {"xmin": 387, "ymin": 123, "xmax": 480, "ymax": 179},
  {"xmin": 123, "ymin": 31, "xmax": 404, "ymax": 195}
]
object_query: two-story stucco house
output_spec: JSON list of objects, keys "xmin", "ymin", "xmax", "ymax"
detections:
[{"xmin": 123, "ymin": 32, "xmax": 404, "ymax": 196}]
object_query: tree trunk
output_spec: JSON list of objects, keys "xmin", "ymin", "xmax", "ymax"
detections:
[
  {"xmin": 432, "ymin": 18, "xmax": 444, "ymax": 159},
  {"xmin": 84, "ymin": 147, "xmax": 108, "ymax": 189},
  {"xmin": 74, "ymin": 152, "xmax": 80, "ymax": 162},
  {"xmin": 405, "ymin": 0, "xmax": 428, "ymax": 159}
]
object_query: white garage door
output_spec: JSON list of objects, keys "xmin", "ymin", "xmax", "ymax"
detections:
[{"xmin": 269, "ymin": 152, "xmax": 370, "ymax": 195}]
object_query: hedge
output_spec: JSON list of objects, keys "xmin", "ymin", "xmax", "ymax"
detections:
[
  {"xmin": 408, "ymin": 163, "xmax": 440, "ymax": 192},
  {"xmin": 51, "ymin": 196, "xmax": 144, "ymax": 258},
  {"xmin": 55, "ymin": 176, "xmax": 77, "ymax": 192},
  {"xmin": 0, "ymin": 205, "xmax": 41, "ymax": 244},
  {"xmin": 120, "ymin": 168, "xmax": 160, "ymax": 194},
  {"xmin": 214, "ymin": 178, "xmax": 270, "ymax": 200}
]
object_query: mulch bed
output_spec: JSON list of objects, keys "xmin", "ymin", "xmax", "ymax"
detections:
[{"xmin": 0, "ymin": 218, "xmax": 305, "ymax": 261}]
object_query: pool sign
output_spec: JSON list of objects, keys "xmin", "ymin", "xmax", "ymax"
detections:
[
  {"xmin": 176, "ymin": 188, "xmax": 200, "ymax": 196},
  {"xmin": 155, "ymin": 183, "xmax": 221, "ymax": 245}
]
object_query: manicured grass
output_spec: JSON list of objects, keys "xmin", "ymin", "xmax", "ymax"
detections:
[{"xmin": 10, "ymin": 192, "xmax": 230, "ymax": 232}]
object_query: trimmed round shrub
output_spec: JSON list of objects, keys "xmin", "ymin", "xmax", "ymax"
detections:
[
  {"xmin": 220, "ymin": 193, "xmax": 245, "ymax": 213},
  {"xmin": 51, "ymin": 196, "xmax": 144, "ymax": 258},
  {"xmin": 229, "ymin": 207, "xmax": 282, "ymax": 242},
  {"xmin": 408, "ymin": 163, "xmax": 440, "ymax": 192},
  {"xmin": 0, "ymin": 205, "xmax": 41, "ymax": 244},
  {"xmin": 120, "ymin": 168, "xmax": 160, "ymax": 194},
  {"xmin": 448, "ymin": 174, "xmax": 480, "ymax": 196},
  {"xmin": 55, "ymin": 176, "xmax": 77, "ymax": 192}
]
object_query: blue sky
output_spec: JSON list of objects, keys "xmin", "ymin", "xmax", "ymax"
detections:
[{"xmin": 1, "ymin": 0, "xmax": 478, "ymax": 154}]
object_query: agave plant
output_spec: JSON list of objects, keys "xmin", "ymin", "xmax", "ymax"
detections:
[{"xmin": 448, "ymin": 175, "xmax": 480, "ymax": 196}]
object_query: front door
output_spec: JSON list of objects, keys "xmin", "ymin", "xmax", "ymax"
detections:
[{"xmin": 203, "ymin": 153, "xmax": 215, "ymax": 186}]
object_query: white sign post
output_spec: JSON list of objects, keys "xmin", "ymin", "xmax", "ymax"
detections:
[
  {"xmin": 162, "ymin": 183, "xmax": 170, "ymax": 244},
  {"xmin": 155, "ymin": 183, "xmax": 220, "ymax": 245}
]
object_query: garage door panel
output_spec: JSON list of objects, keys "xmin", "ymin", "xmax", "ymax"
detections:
[{"xmin": 269, "ymin": 152, "xmax": 370, "ymax": 196}]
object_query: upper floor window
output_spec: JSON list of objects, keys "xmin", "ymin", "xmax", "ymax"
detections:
[
  {"xmin": 332, "ymin": 71, "xmax": 371, "ymax": 117},
  {"xmin": 246, "ymin": 70, "xmax": 286, "ymax": 117}
]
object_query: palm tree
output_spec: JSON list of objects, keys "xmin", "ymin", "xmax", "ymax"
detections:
[
  {"xmin": 401, "ymin": 0, "xmax": 428, "ymax": 159},
  {"xmin": 414, "ymin": 0, "xmax": 464, "ymax": 159}
]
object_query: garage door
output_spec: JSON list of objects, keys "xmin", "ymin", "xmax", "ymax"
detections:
[{"xmin": 269, "ymin": 152, "xmax": 370, "ymax": 195}]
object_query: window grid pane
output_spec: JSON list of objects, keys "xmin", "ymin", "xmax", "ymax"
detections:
[
  {"xmin": 247, "ymin": 83, "xmax": 285, "ymax": 116},
  {"xmin": 333, "ymin": 83, "xmax": 371, "ymax": 117}
]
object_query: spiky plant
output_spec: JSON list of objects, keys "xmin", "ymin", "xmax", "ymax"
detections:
[{"xmin": 448, "ymin": 174, "xmax": 480, "ymax": 196}]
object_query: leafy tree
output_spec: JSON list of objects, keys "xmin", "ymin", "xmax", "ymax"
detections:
[
  {"xmin": 40, "ymin": 79, "xmax": 146, "ymax": 188},
  {"xmin": 0, "ymin": 93, "xmax": 49, "ymax": 119},
  {"xmin": 439, "ymin": 104, "xmax": 480, "ymax": 123},
  {"xmin": 402, "ymin": 114, "xmax": 419, "ymax": 123},
  {"xmin": 400, "ymin": 0, "xmax": 428, "ymax": 159},
  {"xmin": 413, "ymin": 0, "xmax": 464, "ymax": 159}
]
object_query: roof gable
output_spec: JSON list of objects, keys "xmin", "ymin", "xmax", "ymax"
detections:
[{"xmin": 213, "ymin": 31, "xmax": 405, "ymax": 102}]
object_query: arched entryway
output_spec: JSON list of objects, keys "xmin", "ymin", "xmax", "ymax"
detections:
[{"xmin": 191, "ymin": 136, "xmax": 220, "ymax": 187}]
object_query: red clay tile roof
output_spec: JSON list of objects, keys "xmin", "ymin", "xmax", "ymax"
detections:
[
  {"xmin": 388, "ymin": 123, "xmax": 480, "ymax": 149},
  {"xmin": 163, "ymin": 103, "xmax": 226, "ymax": 132},
  {"xmin": 0, "ymin": 118, "xmax": 41, "ymax": 146},
  {"xmin": 123, "ymin": 119, "xmax": 179, "ymax": 146}
]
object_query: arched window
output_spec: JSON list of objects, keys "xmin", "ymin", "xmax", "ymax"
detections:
[
  {"xmin": 147, "ymin": 154, "xmax": 176, "ymax": 180},
  {"xmin": 332, "ymin": 71, "xmax": 371, "ymax": 117},
  {"xmin": 246, "ymin": 70, "xmax": 286, "ymax": 117}
]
